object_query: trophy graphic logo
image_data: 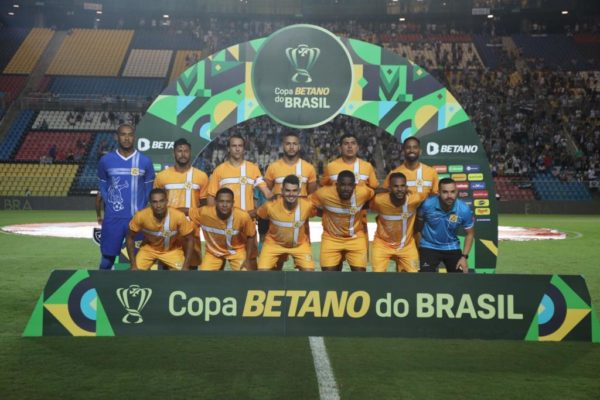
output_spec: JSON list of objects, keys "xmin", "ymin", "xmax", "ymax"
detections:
[
  {"xmin": 116, "ymin": 284, "xmax": 152, "ymax": 324},
  {"xmin": 285, "ymin": 44, "xmax": 320, "ymax": 83}
]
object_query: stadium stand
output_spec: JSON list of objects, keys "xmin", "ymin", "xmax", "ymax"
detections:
[
  {"xmin": 0, "ymin": 163, "xmax": 78, "ymax": 197},
  {"xmin": 70, "ymin": 131, "xmax": 116, "ymax": 195},
  {"xmin": 512, "ymin": 34, "xmax": 587, "ymax": 70},
  {"xmin": 46, "ymin": 29, "xmax": 133, "ymax": 76},
  {"xmin": 0, "ymin": 74, "xmax": 27, "ymax": 104},
  {"xmin": 533, "ymin": 172, "xmax": 593, "ymax": 201},
  {"xmin": 32, "ymin": 111, "xmax": 140, "ymax": 131},
  {"xmin": 494, "ymin": 177, "xmax": 536, "ymax": 201},
  {"xmin": 0, "ymin": 110, "xmax": 35, "ymax": 160},
  {"xmin": 3, "ymin": 28, "xmax": 55, "ymax": 74},
  {"xmin": 170, "ymin": 50, "xmax": 202, "ymax": 81},
  {"xmin": 130, "ymin": 30, "xmax": 201, "ymax": 50},
  {"xmin": 48, "ymin": 76, "xmax": 165, "ymax": 99},
  {"xmin": 122, "ymin": 49, "xmax": 173, "ymax": 78},
  {"xmin": 0, "ymin": 28, "xmax": 30, "ymax": 71},
  {"xmin": 14, "ymin": 131, "xmax": 92, "ymax": 162}
]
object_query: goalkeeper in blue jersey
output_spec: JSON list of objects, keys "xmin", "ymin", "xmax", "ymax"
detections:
[
  {"xmin": 415, "ymin": 178, "xmax": 475, "ymax": 273},
  {"xmin": 97, "ymin": 123, "xmax": 155, "ymax": 270}
]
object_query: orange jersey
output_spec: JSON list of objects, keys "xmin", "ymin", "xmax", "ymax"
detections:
[
  {"xmin": 264, "ymin": 159, "xmax": 317, "ymax": 196},
  {"xmin": 383, "ymin": 162, "xmax": 439, "ymax": 195},
  {"xmin": 310, "ymin": 185, "xmax": 374, "ymax": 238},
  {"xmin": 207, "ymin": 160, "xmax": 266, "ymax": 211},
  {"xmin": 370, "ymin": 192, "xmax": 426, "ymax": 249},
  {"xmin": 320, "ymin": 157, "xmax": 378, "ymax": 188},
  {"xmin": 189, "ymin": 206, "xmax": 256, "ymax": 257},
  {"xmin": 154, "ymin": 166, "xmax": 209, "ymax": 210},
  {"xmin": 256, "ymin": 197, "xmax": 316, "ymax": 247},
  {"xmin": 129, "ymin": 207, "xmax": 193, "ymax": 251}
]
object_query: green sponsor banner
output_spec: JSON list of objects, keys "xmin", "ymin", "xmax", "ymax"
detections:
[{"xmin": 24, "ymin": 271, "xmax": 599, "ymax": 342}]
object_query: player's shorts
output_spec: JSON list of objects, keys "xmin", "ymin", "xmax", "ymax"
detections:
[
  {"xmin": 101, "ymin": 217, "xmax": 130, "ymax": 256},
  {"xmin": 258, "ymin": 241, "xmax": 315, "ymax": 271},
  {"xmin": 201, "ymin": 250, "xmax": 247, "ymax": 271},
  {"xmin": 371, "ymin": 239, "xmax": 419, "ymax": 272},
  {"xmin": 320, "ymin": 234, "xmax": 368, "ymax": 269},
  {"xmin": 419, "ymin": 247, "xmax": 463, "ymax": 273},
  {"xmin": 136, "ymin": 246, "xmax": 185, "ymax": 270}
]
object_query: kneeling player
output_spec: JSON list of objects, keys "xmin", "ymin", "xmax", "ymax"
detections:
[
  {"xmin": 126, "ymin": 189, "xmax": 194, "ymax": 270},
  {"xmin": 257, "ymin": 175, "xmax": 316, "ymax": 271},
  {"xmin": 370, "ymin": 173, "xmax": 425, "ymax": 272},
  {"xmin": 310, "ymin": 170, "xmax": 374, "ymax": 271},
  {"xmin": 189, "ymin": 188, "xmax": 257, "ymax": 271}
]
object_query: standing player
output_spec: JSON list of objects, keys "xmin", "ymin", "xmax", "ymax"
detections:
[
  {"xmin": 320, "ymin": 133, "xmax": 378, "ymax": 188},
  {"xmin": 311, "ymin": 170, "xmax": 374, "ymax": 271},
  {"xmin": 154, "ymin": 138, "xmax": 208, "ymax": 268},
  {"xmin": 189, "ymin": 188, "xmax": 257, "ymax": 271},
  {"xmin": 370, "ymin": 173, "xmax": 426, "ymax": 272},
  {"xmin": 257, "ymin": 175, "xmax": 317, "ymax": 271},
  {"xmin": 97, "ymin": 123, "xmax": 155, "ymax": 270},
  {"xmin": 383, "ymin": 137, "xmax": 439, "ymax": 196},
  {"xmin": 415, "ymin": 178, "xmax": 475, "ymax": 273},
  {"xmin": 207, "ymin": 134, "xmax": 272, "ymax": 212},
  {"xmin": 126, "ymin": 189, "xmax": 194, "ymax": 271},
  {"xmin": 264, "ymin": 132, "xmax": 318, "ymax": 196}
]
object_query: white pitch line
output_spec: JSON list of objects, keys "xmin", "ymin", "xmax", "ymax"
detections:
[{"xmin": 309, "ymin": 336, "xmax": 340, "ymax": 400}]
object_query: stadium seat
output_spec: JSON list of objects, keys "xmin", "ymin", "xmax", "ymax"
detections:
[{"xmin": 3, "ymin": 28, "xmax": 54, "ymax": 74}]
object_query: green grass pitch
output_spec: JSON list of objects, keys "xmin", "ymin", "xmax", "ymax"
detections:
[{"xmin": 0, "ymin": 211, "xmax": 599, "ymax": 399}]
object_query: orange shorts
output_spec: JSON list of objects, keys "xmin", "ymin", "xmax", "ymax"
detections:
[
  {"xmin": 371, "ymin": 239, "xmax": 419, "ymax": 272},
  {"xmin": 320, "ymin": 234, "xmax": 368, "ymax": 269},
  {"xmin": 258, "ymin": 241, "xmax": 314, "ymax": 270},
  {"xmin": 136, "ymin": 246, "xmax": 185, "ymax": 270},
  {"xmin": 200, "ymin": 250, "xmax": 247, "ymax": 271}
]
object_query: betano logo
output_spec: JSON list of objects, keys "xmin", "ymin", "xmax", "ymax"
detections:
[
  {"xmin": 116, "ymin": 284, "xmax": 153, "ymax": 324},
  {"xmin": 426, "ymin": 142, "xmax": 479, "ymax": 156},
  {"xmin": 138, "ymin": 138, "xmax": 174, "ymax": 151}
]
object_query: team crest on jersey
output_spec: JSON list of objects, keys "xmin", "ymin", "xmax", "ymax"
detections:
[
  {"xmin": 449, "ymin": 214, "xmax": 458, "ymax": 223},
  {"xmin": 415, "ymin": 178, "xmax": 424, "ymax": 187},
  {"xmin": 240, "ymin": 176, "xmax": 248, "ymax": 184},
  {"xmin": 131, "ymin": 167, "xmax": 140, "ymax": 176},
  {"xmin": 400, "ymin": 212, "xmax": 411, "ymax": 220},
  {"xmin": 184, "ymin": 181, "xmax": 193, "ymax": 190},
  {"xmin": 293, "ymin": 221, "xmax": 302, "ymax": 228},
  {"xmin": 349, "ymin": 206, "xmax": 359, "ymax": 214},
  {"xmin": 225, "ymin": 228, "xmax": 234, "ymax": 235}
]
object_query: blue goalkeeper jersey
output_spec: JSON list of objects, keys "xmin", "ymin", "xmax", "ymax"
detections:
[
  {"xmin": 418, "ymin": 196, "xmax": 474, "ymax": 251},
  {"xmin": 98, "ymin": 150, "xmax": 155, "ymax": 220}
]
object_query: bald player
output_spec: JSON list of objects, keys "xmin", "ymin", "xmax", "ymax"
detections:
[
  {"xmin": 190, "ymin": 188, "xmax": 257, "ymax": 271},
  {"xmin": 257, "ymin": 175, "xmax": 317, "ymax": 271},
  {"xmin": 370, "ymin": 172, "xmax": 426, "ymax": 272},
  {"xmin": 311, "ymin": 170, "xmax": 374, "ymax": 271},
  {"xmin": 154, "ymin": 138, "xmax": 208, "ymax": 268},
  {"xmin": 383, "ymin": 136, "xmax": 439, "ymax": 196},
  {"xmin": 126, "ymin": 188, "xmax": 194, "ymax": 271}
]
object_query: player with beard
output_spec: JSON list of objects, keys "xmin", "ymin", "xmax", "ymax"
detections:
[
  {"xmin": 415, "ymin": 178, "xmax": 475, "ymax": 273},
  {"xmin": 97, "ymin": 123, "xmax": 155, "ymax": 270},
  {"xmin": 257, "ymin": 175, "xmax": 317, "ymax": 271},
  {"xmin": 154, "ymin": 138, "xmax": 209, "ymax": 268},
  {"xmin": 126, "ymin": 189, "xmax": 194, "ymax": 271},
  {"xmin": 383, "ymin": 137, "xmax": 439, "ymax": 196},
  {"xmin": 264, "ymin": 132, "xmax": 318, "ymax": 196},
  {"xmin": 189, "ymin": 188, "xmax": 257, "ymax": 271},
  {"xmin": 370, "ymin": 172, "xmax": 426, "ymax": 272},
  {"xmin": 310, "ymin": 170, "xmax": 374, "ymax": 272}
]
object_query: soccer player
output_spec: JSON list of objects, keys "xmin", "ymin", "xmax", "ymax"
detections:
[
  {"xmin": 320, "ymin": 133, "xmax": 378, "ymax": 188},
  {"xmin": 370, "ymin": 172, "xmax": 426, "ymax": 272},
  {"xmin": 207, "ymin": 134, "xmax": 272, "ymax": 212},
  {"xmin": 311, "ymin": 170, "xmax": 374, "ymax": 271},
  {"xmin": 154, "ymin": 138, "xmax": 208, "ymax": 268},
  {"xmin": 415, "ymin": 178, "xmax": 475, "ymax": 273},
  {"xmin": 97, "ymin": 123, "xmax": 155, "ymax": 270},
  {"xmin": 264, "ymin": 132, "xmax": 318, "ymax": 196},
  {"xmin": 126, "ymin": 189, "xmax": 194, "ymax": 271},
  {"xmin": 383, "ymin": 136, "xmax": 439, "ymax": 196},
  {"xmin": 257, "ymin": 175, "xmax": 317, "ymax": 271},
  {"xmin": 189, "ymin": 188, "xmax": 257, "ymax": 271}
]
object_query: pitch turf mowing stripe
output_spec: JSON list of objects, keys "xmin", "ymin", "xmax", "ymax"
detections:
[{"xmin": 310, "ymin": 336, "xmax": 340, "ymax": 400}]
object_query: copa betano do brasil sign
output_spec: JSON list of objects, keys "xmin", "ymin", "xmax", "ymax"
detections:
[{"xmin": 24, "ymin": 271, "xmax": 599, "ymax": 342}]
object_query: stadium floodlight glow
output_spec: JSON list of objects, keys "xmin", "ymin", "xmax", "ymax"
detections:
[
  {"xmin": 163, "ymin": 14, "xmax": 169, "ymax": 18},
  {"xmin": 96, "ymin": 18, "xmax": 100, "ymax": 22},
  {"xmin": 13, "ymin": 4, "xmax": 20, "ymax": 7},
  {"xmin": 487, "ymin": 14, "xmax": 494, "ymax": 19},
  {"xmin": 96, "ymin": 10, "xmax": 102, "ymax": 14},
  {"xmin": 399, "ymin": 17, "xmax": 406, "ymax": 22},
  {"xmin": 561, "ymin": 10, "xmax": 569, "ymax": 15},
  {"xmin": 8, "ymin": 11, "xmax": 15, "ymax": 15}
]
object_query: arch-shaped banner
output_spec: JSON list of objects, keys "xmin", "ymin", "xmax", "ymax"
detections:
[{"xmin": 136, "ymin": 24, "xmax": 498, "ymax": 272}]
